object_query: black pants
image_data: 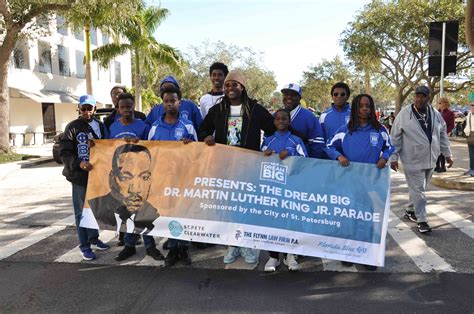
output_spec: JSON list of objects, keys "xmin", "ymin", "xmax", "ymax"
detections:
[{"xmin": 435, "ymin": 154, "xmax": 446, "ymax": 171}]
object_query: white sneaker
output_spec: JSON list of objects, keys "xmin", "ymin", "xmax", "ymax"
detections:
[
  {"xmin": 264, "ymin": 257, "xmax": 280, "ymax": 272},
  {"xmin": 284, "ymin": 254, "xmax": 300, "ymax": 271}
]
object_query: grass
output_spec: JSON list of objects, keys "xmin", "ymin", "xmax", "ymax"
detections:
[{"xmin": 0, "ymin": 152, "xmax": 40, "ymax": 164}]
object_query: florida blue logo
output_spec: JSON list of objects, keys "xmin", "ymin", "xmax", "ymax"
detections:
[
  {"xmin": 260, "ymin": 162, "xmax": 288, "ymax": 185},
  {"xmin": 168, "ymin": 221, "xmax": 183, "ymax": 237}
]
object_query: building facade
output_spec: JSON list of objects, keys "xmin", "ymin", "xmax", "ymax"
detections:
[{"xmin": 8, "ymin": 15, "xmax": 132, "ymax": 146}]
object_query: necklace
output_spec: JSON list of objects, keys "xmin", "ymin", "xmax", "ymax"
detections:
[{"xmin": 413, "ymin": 105, "xmax": 429, "ymax": 128}]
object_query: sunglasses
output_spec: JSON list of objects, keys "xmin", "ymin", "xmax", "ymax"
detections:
[
  {"xmin": 80, "ymin": 106, "xmax": 94, "ymax": 112},
  {"xmin": 333, "ymin": 92, "xmax": 346, "ymax": 97}
]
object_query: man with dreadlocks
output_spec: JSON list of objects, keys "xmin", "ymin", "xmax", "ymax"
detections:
[
  {"xmin": 198, "ymin": 69, "xmax": 276, "ymax": 265},
  {"xmin": 326, "ymin": 94, "xmax": 394, "ymax": 271}
]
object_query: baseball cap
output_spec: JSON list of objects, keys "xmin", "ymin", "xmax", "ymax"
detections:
[
  {"xmin": 281, "ymin": 83, "xmax": 302, "ymax": 97},
  {"xmin": 415, "ymin": 86, "xmax": 430, "ymax": 96},
  {"xmin": 79, "ymin": 94, "xmax": 96, "ymax": 106}
]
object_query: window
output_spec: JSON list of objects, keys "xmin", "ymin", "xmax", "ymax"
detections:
[
  {"xmin": 13, "ymin": 47, "xmax": 29, "ymax": 69},
  {"xmin": 38, "ymin": 42, "xmax": 52, "ymax": 73},
  {"xmin": 114, "ymin": 61, "xmax": 121, "ymax": 83},
  {"xmin": 56, "ymin": 15, "xmax": 68, "ymax": 36},
  {"xmin": 58, "ymin": 45, "xmax": 70, "ymax": 76},
  {"xmin": 102, "ymin": 33, "xmax": 109, "ymax": 45},
  {"xmin": 75, "ymin": 50, "xmax": 85, "ymax": 79},
  {"xmin": 90, "ymin": 27, "xmax": 97, "ymax": 46},
  {"xmin": 74, "ymin": 29, "xmax": 84, "ymax": 41}
]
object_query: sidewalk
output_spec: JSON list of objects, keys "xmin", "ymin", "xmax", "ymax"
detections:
[{"xmin": 0, "ymin": 144, "xmax": 54, "ymax": 180}]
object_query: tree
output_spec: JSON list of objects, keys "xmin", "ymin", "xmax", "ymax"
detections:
[
  {"xmin": 92, "ymin": 6, "xmax": 183, "ymax": 111},
  {"xmin": 341, "ymin": 0, "xmax": 473, "ymax": 114}
]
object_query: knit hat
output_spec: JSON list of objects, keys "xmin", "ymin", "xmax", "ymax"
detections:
[
  {"xmin": 160, "ymin": 75, "xmax": 180, "ymax": 89},
  {"xmin": 224, "ymin": 70, "xmax": 246, "ymax": 89}
]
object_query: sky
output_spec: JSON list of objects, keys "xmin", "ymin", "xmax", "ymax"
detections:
[{"xmin": 151, "ymin": 0, "xmax": 370, "ymax": 89}]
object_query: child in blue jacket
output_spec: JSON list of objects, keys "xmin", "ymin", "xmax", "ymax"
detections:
[
  {"xmin": 262, "ymin": 109, "xmax": 307, "ymax": 272},
  {"xmin": 148, "ymin": 86, "xmax": 196, "ymax": 267},
  {"xmin": 326, "ymin": 94, "xmax": 394, "ymax": 271}
]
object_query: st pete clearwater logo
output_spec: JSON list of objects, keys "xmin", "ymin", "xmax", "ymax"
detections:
[{"xmin": 168, "ymin": 221, "xmax": 183, "ymax": 237}]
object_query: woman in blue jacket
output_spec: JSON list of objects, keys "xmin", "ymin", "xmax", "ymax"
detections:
[{"xmin": 326, "ymin": 94, "xmax": 394, "ymax": 270}]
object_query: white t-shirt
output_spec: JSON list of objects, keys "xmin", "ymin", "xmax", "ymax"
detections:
[{"xmin": 227, "ymin": 105, "xmax": 243, "ymax": 146}]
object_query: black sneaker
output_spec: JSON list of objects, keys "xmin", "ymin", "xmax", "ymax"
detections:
[
  {"xmin": 115, "ymin": 246, "xmax": 136, "ymax": 261},
  {"xmin": 341, "ymin": 261, "xmax": 354, "ymax": 267},
  {"xmin": 146, "ymin": 246, "xmax": 165, "ymax": 260},
  {"xmin": 165, "ymin": 248, "xmax": 179, "ymax": 267},
  {"xmin": 179, "ymin": 247, "xmax": 192, "ymax": 265},
  {"xmin": 403, "ymin": 210, "xmax": 417, "ymax": 222},
  {"xmin": 417, "ymin": 222, "xmax": 432, "ymax": 233},
  {"xmin": 363, "ymin": 264, "xmax": 378, "ymax": 271}
]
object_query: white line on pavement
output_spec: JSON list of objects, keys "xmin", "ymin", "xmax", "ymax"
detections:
[
  {"xmin": 428, "ymin": 204, "xmax": 474, "ymax": 239},
  {"xmin": 0, "ymin": 215, "xmax": 74, "ymax": 260},
  {"xmin": 321, "ymin": 258, "xmax": 358, "ymax": 272},
  {"xmin": 55, "ymin": 230, "xmax": 117, "ymax": 263},
  {"xmin": 387, "ymin": 210, "xmax": 455, "ymax": 273}
]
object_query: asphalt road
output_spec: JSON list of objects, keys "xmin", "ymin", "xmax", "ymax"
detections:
[{"xmin": 0, "ymin": 141, "xmax": 472, "ymax": 313}]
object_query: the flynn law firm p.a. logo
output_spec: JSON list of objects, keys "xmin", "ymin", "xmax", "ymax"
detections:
[{"xmin": 260, "ymin": 162, "xmax": 288, "ymax": 185}]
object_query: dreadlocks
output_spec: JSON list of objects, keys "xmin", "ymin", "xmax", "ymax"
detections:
[{"xmin": 347, "ymin": 94, "xmax": 382, "ymax": 133}]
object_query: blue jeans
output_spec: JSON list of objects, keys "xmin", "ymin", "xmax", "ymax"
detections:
[
  {"xmin": 168, "ymin": 239, "xmax": 190, "ymax": 249},
  {"xmin": 72, "ymin": 183, "xmax": 99, "ymax": 251},
  {"xmin": 124, "ymin": 233, "xmax": 155, "ymax": 249}
]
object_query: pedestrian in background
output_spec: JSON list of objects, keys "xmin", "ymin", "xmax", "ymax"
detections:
[
  {"xmin": 463, "ymin": 102, "xmax": 474, "ymax": 177},
  {"xmin": 435, "ymin": 97, "xmax": 455, "ymax": 173},
  {"xmin": 389, "ymin": 86, "xmax": 453, "ymax": 234},
  {"xmin": 59, "ymin": 95, "xmax": 110, "ymax": 261},
  {"xmin": 199, "ymin": 62, "xmax": 229, "ymax": 119}
]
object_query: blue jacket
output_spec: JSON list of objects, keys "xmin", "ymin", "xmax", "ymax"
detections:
[
  {"xmin": 261, "ymin": 131, "xmax": 307, "ymax": 157},
  {"xmin": 145, "ymin": 99, "xmax": 202, "ymax": 131},
  {"xmin": 288, "ymin": 105, "xmax": 325, "ymax": 158},
  {"xmin": 148, "ymin": 114, "xmax": 197, "ymax": 141},
  {"xmin": 320, "ymin": 103, "xmax": 351, "ymax": 140},
  {"xmin": 326, "ymin": 124, "xmax": 394, "ymax": 164}
]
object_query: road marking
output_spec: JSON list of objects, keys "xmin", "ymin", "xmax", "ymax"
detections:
[
  {"xmin": 387, "ymin": 210, "xmax": 455, "ymax": 273},
  {"xmin": 2, "ymin": 205, "xmax": 60, "ymax": 222},
  {"xmin": 321, "ymin": 258, "xmax": 358, "ymax": 272},
  {"xmin": 55, "ymin": 230, "xmax": 116, "ymax": 263},
  {"xmin": 428, "ymin": 204, "xmax": 474, "ymax": 239},
  {"xmin": 0, "ymin": 215, "xmax": 74, "ymax": 260}
]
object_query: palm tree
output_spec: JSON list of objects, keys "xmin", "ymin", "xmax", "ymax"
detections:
[{"xmin": 93, "ymin": 6, "xmax": 183, "ymax": 111}]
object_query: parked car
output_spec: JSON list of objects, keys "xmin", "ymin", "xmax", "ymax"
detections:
[{"xmin": 52, "ymin": 108, "xmax": 114, "ymax": 164}]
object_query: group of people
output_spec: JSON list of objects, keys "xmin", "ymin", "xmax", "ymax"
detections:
[{"xmin": 59, "ymin": 61, "xmax": 455, "ymax": 272}]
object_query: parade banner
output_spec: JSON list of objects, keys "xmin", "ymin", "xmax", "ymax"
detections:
[{"xmin": 81, "ymin": 140, "xmax": 390, "ymax": 266}]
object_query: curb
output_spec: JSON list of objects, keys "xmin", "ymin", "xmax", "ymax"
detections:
[
  {"xmin": 0, "ymin": 157, "xmax": 54, "ymax": 180},
  {"xmin": 431, "ymin": 168, "xmax": 474, "ymax": 191},
  {"xmin": 450, "ymin": 137, "xmax": 467, "ymax": 143}
]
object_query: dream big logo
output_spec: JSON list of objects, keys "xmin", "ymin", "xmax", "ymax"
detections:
[{"xmin": 260, "ymin": 162, "xmax": 288, "ymax": 185}]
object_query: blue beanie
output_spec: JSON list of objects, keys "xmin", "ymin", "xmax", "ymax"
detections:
[{"xmin": 160, "ymin": 75, "xmax": 180, "ymax": 89}]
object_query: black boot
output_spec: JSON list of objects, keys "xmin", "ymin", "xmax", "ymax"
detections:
[
  {"xmin": 146, "ymin": 246, "xmax": 165, "ymax": 260},
  {"xmin": 165, "ymin": 248, "xmax": 179, "ymax": 267},
  {"xmin": 117, "ymin": 232, "xmax": 125, "ymax": 246},
  {"xmin": 179, "ymin": 247, "xmax": 192, "ymax": 265},
  {"xmin": 115, "ymin": 246, "xmax": 136, "ymax": 261}
]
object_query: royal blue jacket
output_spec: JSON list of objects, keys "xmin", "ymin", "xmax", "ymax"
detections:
[
  {"xmin": 148, "ymin": 114, "xmax": 197, "ymax": 141},
  {"xmin": 108, "ymin": 119, "xmax": 150, "ymax": 140},
  {"xmin": 326, "ymin": 124, "xmax": 394, "ymax": 164},
  {"xmin": 320, "ymin": 103, "xmax": 351, "ymax": 140},
  {"xmin": 145, "ymin": 99, "xmax": 202, "ymax": 131},
  {"xmin": 288, "ymin": 105, "xmax": 325, "ymax": 158},
  {"xmin": 261, "ymin": 131, "xmax": 307, "ymax": 157}
]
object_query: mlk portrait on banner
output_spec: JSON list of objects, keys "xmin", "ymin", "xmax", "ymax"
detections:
[{"xmin": 88, "ymin": 143, "xmax": 159, "ymax": 234}]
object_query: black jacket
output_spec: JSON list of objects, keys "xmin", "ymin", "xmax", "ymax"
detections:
[
  {"xmin": 198, "ymin": 98, "xmax": 276, "ymax": 151},
  {"xmin": 59, "ymin": 118, "xmax": 106, "ymax": 186},
  {"xmin": 104, "ymin": 109, "xmax": 147, "ymax": 131}
]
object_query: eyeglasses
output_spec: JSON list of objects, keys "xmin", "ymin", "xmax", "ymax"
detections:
[
  {"xmin": 80, "ymin": 106, "xmax": 94, "ymax": 112},
  {"xmin": 224, "ymin": 82, "xmax": 240, "ymax": 89},
  {"xmin": 333, "ymin": 92, "xmax": 346, "ymax": 97}
]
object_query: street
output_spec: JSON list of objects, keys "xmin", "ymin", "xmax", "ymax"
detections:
[{"xmin": 0, "ymin": 142, "xmax": 473, "ymax": 312}]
